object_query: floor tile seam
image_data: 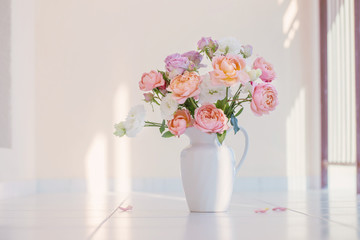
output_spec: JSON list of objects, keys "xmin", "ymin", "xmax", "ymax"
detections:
[
  {"xmin": 255, "ymin": 199, "xmax": 359, "ymax": 231},
  {"xmin": 87, "ymin": 195, "xmax": 129, "ymax": 240}
]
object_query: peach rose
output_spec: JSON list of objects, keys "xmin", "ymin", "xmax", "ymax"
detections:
[
  {"xmin": 168, "ymin": 109, "xmax": 193, "ymax": 136},
  {"xmin": 209, "ymin": 53, "xmax": 250, "ymax": 87},
  {"xmin": 253, "ymin": 57, "xmax": 276, "ymax": 82},
  {"xmin": 167, "ymin": 71, "xmax": 201, "ymax": 104},
  {"xmin": 251, "ymin": 83, "xmax": 278, "ymax": 116},
  {"xmin": 139, "ymin": 70, "xmax": 165, "ymax": 91},
  {"xmin": 194, "ymin": 104, "xmax": 229, "ymax": 134}
]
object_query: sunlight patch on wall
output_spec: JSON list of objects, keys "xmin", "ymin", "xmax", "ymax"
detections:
[
  {"xmin": 282, "ymin": 0, "xmax": 300, "ymax": 48},
  {"xmin": 286, "ymin": 88, "xmax": 306, "ymax": 190},
  {"xmin": 86, "ymin": 133, "xmax": 108, "ymax": 193},
  {"xmin": 113, "ymin": 85, "xmax": 131, "ymax": 193}
]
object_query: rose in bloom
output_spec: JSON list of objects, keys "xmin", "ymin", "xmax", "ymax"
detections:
[
  {"xmin": 181, "ymin": 51, "xmax": 205, "ymax": 70},
  {"xmin": 253, "ymin": 57, "xmax": 276, "ymax": 82},
  {"xmin": 250, "ymin": 83, "xmax": 278, "ymax": 116},
  {"xmin": 167, "ymin": 109, "xmax": 193, "ymax": 136},
  {"xmin": 139, "ymin": 70, "xmax": 165, "ymax": 91},
  {"xmin": 194, "ymin": 104, "xmax": 229, "ymax": 134},
  {"xmin": 167, "ymin": 71, "xmax": 201, "ymax": 104},
  {"xmin": 165, "ymin": 53, "xmax": 190, "ymax": 79},
  {"xmin": 210, "ymin": 53, "xmax": 250, "ymax": 87}
]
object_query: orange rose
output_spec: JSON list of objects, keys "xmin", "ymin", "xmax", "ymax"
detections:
[
  {"xmin": 194, "ymin": 104, "xmax": 228, "ymax": 134},
  {"xmin": 168, "ymin": 109, "xmax": 193, "ymax": 136},
  {"xmin": 167, "ymin": 71, "xmax": 201, "ymax": 104},
  {"xmin": 209, "ymin": 53, "xmax": 249, "ymax": 87}
]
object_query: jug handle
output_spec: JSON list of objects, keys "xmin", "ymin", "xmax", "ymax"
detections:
[{"xmin": 235, "ymin": 126, "xmax": 249, "ymax": 174}]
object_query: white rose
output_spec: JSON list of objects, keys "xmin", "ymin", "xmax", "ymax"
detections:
[
  {"xmin": 160, "ymin": 93, "xmax": 179, "ymax": 120},
  {"xmin": 199, "ymin": 74, "xmax": 227, "ymax": 104},
  {"xmin": 215, "ymin": 37, "xmax": 242, "ymax": 56},
  {"xmin": 124, "ymin": 105, "xmax": 146, "ymax": 137}
]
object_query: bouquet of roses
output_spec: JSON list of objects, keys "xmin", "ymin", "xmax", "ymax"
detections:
[{"xmin": 114, "ymin": 37, "xmax": 278, "ymax": 144}]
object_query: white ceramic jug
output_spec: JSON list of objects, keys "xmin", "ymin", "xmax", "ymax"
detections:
[{"xmin": 180, "ymin": 127, "xmax": 249, "ymax": 212}]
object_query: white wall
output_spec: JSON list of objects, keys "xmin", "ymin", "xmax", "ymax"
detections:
[
  {"xmin": 33, "ymin": 0, "xmax": 321, "ymax": 191},
  {"xmin": 0, "ymin": 0, "xmax": 36, "ymax": 197},
  {"xmin": 0, "ymin": 0, "xmax": 320, "ymax": 193}
]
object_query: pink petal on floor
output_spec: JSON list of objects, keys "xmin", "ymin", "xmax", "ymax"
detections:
[
  {"xmin": 119, "ymin": 205, "xmax": 133, "ymax": 211},
  {"xmin": 272, "ymin": 207, "xmax": 287, "ymax": 211},
  {"xmin": 254, "ymin": 208, "xmax": 269, "ymax": 213}
]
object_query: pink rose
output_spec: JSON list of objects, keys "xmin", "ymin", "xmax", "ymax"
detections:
[
  {"xmin": 194, "ymin": 104, "xmax": 229, "ymax": 134},
  {"xmin": 165, "ymin": 53, "xmax": 190, "ymax": 79},
  {"xmin": 251, "ymin": 83, "xmax": 278, "ymax": 116},
  {"xmin": 139, "ymin": 70, "xmax": 165, "ymax": 91},
  {"xmin": 253, "ymin": 57, "xmax": 276, "ymax": 82},
  {"xmin": 167, "ymin": 71, "xmax": 201, "ymax": 104},
  {"xmin": 168, "ymin": 109, "xmax": 193, "ymax": 136},
  {"xmin": 209, "ymin": 53, "xmax": 250, "ymax": 87}
]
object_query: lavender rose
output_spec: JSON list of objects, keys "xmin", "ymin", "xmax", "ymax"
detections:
[
  {"xmin": 197, "ymin": 37, "xmax": 219, "ymax": 58},
  {"xmin": 181, "ymin": 51, "xmax": 206, "ymax": 70},
  {"xmin": 241, "ymin": 45, "xmax": 253, "ymax": 58},
  {"xmin": 165, "ymin": 53, "xmax": 189, "ymax": 79}
]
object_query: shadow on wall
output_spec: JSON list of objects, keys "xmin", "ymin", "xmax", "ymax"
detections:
[{"xmin": 0, "ymin": 0, "xmax": 11, "ymax": 148}]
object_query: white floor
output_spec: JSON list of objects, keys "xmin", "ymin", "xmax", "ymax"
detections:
[{"xmin": 0, "ymin": 191, "xmax": 359, "ymax": 240}]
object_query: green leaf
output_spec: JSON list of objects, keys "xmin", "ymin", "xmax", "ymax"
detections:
[
  {"xmin": 215, "ymin": 98, "xmax": 227, "ymax": 110},
  {"xmin": 230, "ymin": 114, "xmax": 240, "ymax": 134},
  {"xmin": 183, "ymin": 98, "xmax": 196, "ymax": 116},
  {"xmin": 159, "ymin": 120, "xmax": 166, "ymax": 134},
  {"xmin": 158, "ymin": 70, "xmax": 171, "ymax": 84},
  {"xmin": 162, "ymin": 131, "xmax": 174, "ymax": 138},
  {"xmin": 217, "ymin": 130, "xmax": 227, "ymax": 145},
  {"xmin": 224, "ymin": 46, "xmax": 230, "ymax": 55},
  {"xmin": 235, "ymin": 107, "xmax": 244, "ymax": 117}
]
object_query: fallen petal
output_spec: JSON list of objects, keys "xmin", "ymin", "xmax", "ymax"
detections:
[
  {"xmin": 272, "ymin": 207, "xmax": 287, "ymax": 212},
  {"xmin": 254, "ymin": 208, "xmax": 269, "ymax": 213},
  {"xmin": 119, "ymin": 205, "xmax": 133, "ymax": 211}
]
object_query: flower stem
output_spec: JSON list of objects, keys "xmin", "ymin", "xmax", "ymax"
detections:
[
  {"xmin": 152, "ymin": 99, "xmax": 160, "ymax": 105},
  {"xmin": 189, "ymin": 97, "xmax": 198, "ymax": 108},
  {"xmin": 144, "ymin": 121, "xmax": 163, "ymax": 127},
  {"xmin": 227, "ymin": 98, "xmax": 251, "ymax": 102}
]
